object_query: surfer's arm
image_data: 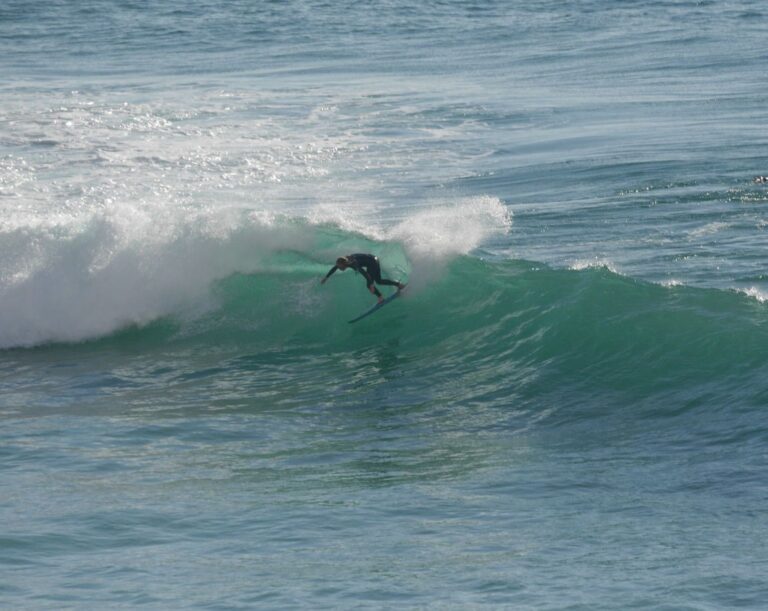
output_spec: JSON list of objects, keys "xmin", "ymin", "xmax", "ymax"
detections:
[{"xmin": 320, "ymin": 266, "xmax": 338, "ymax": 284}]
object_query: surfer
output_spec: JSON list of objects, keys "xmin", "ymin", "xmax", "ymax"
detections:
[{"xmin": 321, "ymin": 253, "xmax": 404, "ymax": 303}]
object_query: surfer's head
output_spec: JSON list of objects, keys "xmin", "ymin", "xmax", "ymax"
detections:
[{"xmin": 336, "ymin": 256, "xmax": 350, "ymax": 270}]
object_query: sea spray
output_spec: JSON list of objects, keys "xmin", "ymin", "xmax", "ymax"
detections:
[
  {"xmin": 389, "ymin": 195, "xmax": 511, "ymax": 260},
  {"xmin": 0, "ymin": 207, "xmax": 314, "ymax": 347},
  {"xmin": 386, "ymin": 195, "xmax": 512, "ymax": 289}
]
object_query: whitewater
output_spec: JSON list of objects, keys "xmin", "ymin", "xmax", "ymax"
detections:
[{"xmin": 2, "ymin": 1, "xmax": 768, "ymax": 608}]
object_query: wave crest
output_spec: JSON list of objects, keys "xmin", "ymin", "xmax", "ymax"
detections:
[{"xmin": 0, "ymin": 198, "xmax": 510, "ymax": 348}]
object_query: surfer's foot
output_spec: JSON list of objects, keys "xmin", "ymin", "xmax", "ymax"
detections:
[
  {"xmin": 378, "ymin": 296, "xmax": 384, "ymax": 304},
  {"xmin": 397, "ymin": 282, "xmax": 406, "ymax": 291}
]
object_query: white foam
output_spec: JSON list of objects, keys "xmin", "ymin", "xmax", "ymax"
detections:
[
  {"xmin": 389, "ymin": 195, "xmax": 512, "ymax": 260},
  {"xmin": 687, "ymin": 222, "xmax": 730, "ymax": 239},
  {"xmin": 738, "ymin": 287, "xmax": 768, "ymax": 303},
  {"xmin": 567, "ymin": 258, "xmax": 619, "ymax": 274},
  {"xmin": 383, "ymin": 196, "xmax": 512, "ymax": 290},
  {"xmin": 0, "ymin": 206, "xmax": 316, "ymax": 348},
  {"xmin": 661, "ymin": 279, "xmax": 684, "ymax": 288}
]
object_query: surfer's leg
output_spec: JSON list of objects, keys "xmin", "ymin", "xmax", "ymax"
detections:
[
  {"xmin": 376, "ymin": 277, "xmax": 399, "ymax": 287},
  {"xmin": 373, "ymin": 271, "xmax": 404, "ymax": 290},
  {"xmin": 369, "ymin": 258, "xmax": 403, "ymax": 289},
  {"xmin": 367, "ymin": 279, "xmax": 383, "ymax": 299}
]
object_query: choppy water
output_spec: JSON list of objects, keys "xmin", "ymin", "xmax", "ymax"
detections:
[{"xmin": 2, "ymin": 1, "xmax": 768, "ymax": 608}]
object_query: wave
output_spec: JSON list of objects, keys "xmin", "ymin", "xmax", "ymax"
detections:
[
  {"xmin": 5, "ymin": 199, "xmax": 768, "ymax": 412},
  {"xmin": 0, "ymin": 196, "xmax": 509, "ymax": 348},
  {"xmin": 27, "ymin": 249, "xmax": 752, "ymax": 436},
  {"xmin": 198, "ymin": 255, "xmax": 768, "ymax": 399}
]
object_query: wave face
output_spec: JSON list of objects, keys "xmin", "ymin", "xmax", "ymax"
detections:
[
  {"xmin": 9, "ymin": 215, "xmax": 767, "ymax": 420},
  {"xmin": 198, "ymin": 253, "xmax": 768, "ymax": 412}
]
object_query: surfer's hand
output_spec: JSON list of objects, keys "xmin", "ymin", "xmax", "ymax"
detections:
[{"xmin": 320, "ymin": 277, "xmax": 326, "ymax": 285}]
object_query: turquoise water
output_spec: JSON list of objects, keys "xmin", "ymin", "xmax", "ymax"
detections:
[{"xmin": 2, "ymin": 1, "xmax": 768, "ymax": 608}]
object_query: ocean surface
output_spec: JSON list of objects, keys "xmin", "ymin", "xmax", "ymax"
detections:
[{"xmin": 2, "ymin": 0, "xmax": 768, "ymax": 608}]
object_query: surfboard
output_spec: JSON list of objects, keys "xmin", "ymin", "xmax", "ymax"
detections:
[{"xmin": 348, "ymin": 286, "xmax": 406, "ymax": 324}]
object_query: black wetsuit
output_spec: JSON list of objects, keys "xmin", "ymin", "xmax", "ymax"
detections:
[{"xmin": 324, "ymin": 253, "xmax": 399, "ymax": 298}]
